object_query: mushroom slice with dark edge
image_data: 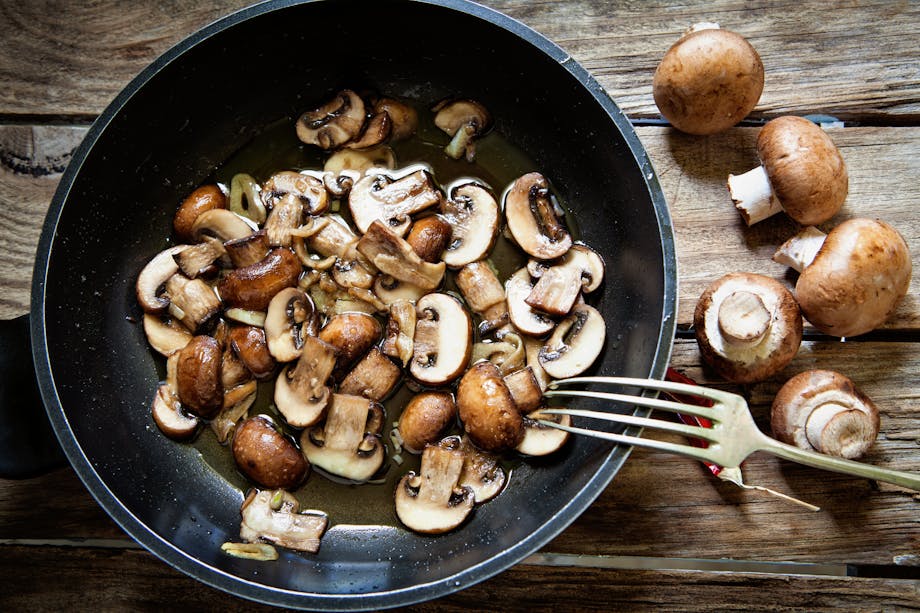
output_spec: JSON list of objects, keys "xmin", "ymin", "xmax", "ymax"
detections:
[
  {"xmin": 441, "ymin": 436, "xmax": 506, "ymax": 504},
  {"xmin": 228, "ymin": 325, "xmax": 276, "ymax": 380},
  {"xmin": 191, "ymin": 208, "xmax": 255, "ymax": 243},
  {"xmin": 373, "ymin": 97, "xmax": 418, "ymax": 142},
  {"xmin": 224, "ymin": 230, "xmax": 270, "ymax": 268},
  {"xmin": 504, "ymin": 172, "xmax": 572, "ymax": 260},
  {"xmin": 211, "ymin": 380, "xmax": 258, "ymax": 444},
  {"xmin": 263, "ymin": 171, "xmax": 329, "ymax": 217},
  {"xmin": 173, "ymin": 184, "xmax": 227, "ymax": 242},
  {"xmin": 338, "ymin": 348, "xmax": 402, "ymax": 401},
  {"xmin": 356, "ymin": 220, "xmax": 445, "ymax": 291},
  {"xmin": 143, "ymin": 314, "xmax": 192, "ymax": 357},
  {"xmin": 440, "ymin": 181, "xmax": 500, "ymax": 267},
  {"xmin": 296, "ymin": 89, "xmax": 366, "ymax": 150},
  {"xmin": 523, "ymin": 336, "xmax": 552, "ymax": 391},
  {"xmin": 233, "ymin": 416, "xmax": 309, "ymax": 489},
  {"xmin": 165, "ymin": 274, "xmax": 222, "ymax": 333},
  {"xmin": 217, "ymin": 247, "xmax": 302, "ymax": 312},
  {"xmin": 410, "ymin": 293, "xmax": 472, "ymax": 386},
  {"xmin": 456, "ymin": 361, "xmax": 524, "ymax": 453},
  {"xmin": 348, "ymin": 167, "xmax": 442, "ymax": 236},
  {"xmin": 300, "ymin": 393, "xmax": 385, "ymax": 482},
  {"xmin": 771, "ymin": 370, "xmax": 880, "ymax": 459},
  {"xmin": 263, "ymin": 197, "xmax": 303, "ymax": 248},
  {"xmin": 151, "ymin": 353, "xmax": 200, "ymax": 441},
  {"xmin": 538, "ymin": 304, "xmax": 606, "ymax": 379},
  {"xmin": 136, "ymin": 245, "xmax": 186, "ymax": 314},
  {"xmin": 221, "ymin": 345, "xmax": 253, "ymax": 390},
  {"xmin": 526, "ymin": 245, "xmax": 605, "ymax": 316},
  {"xmin": 240, "ymin": 489, "xmax": 328, "ymax": 553},
  {"xmin": 728, "ymin": 116, "xmax": 848, "ymax": 226},
  {"xmin": 505, "ymin": 267, "xmax": 555, "ymax": 337},
  {"xmin": 381, "ymin": 300, "xmax": 416, "ymax": 367},
  {"xmin": 274, "ymin": 335, "xmax": 337, "ymax": 428},
  {"xmin": 394, "ymin": 442, "xmax": 475, "ymax": 534},
  {"xmin": 772, "ymin": 218, "xmax": 911, "ymax": 338},
  {"xmin": 173, "ymin": 236, "xmax": 226, "ymax": 279},
  {"xmin": 471, "ymin": 331, "xmax": 525, "ymax": 375},
  {"xmin": 432, "ymin": 99, "xmax": 492, "ymax": 162},
  {"xmin": 517, "ymin": 409, "xmax": 571, "ymax": 456},
  {"xmin": 454, "ymin": 261, "xmax": 505, "ymax": 316},
  {"xmin": 331, "ymin": 257, "xmax": 375, "ymax": 290},
  {"xmin": 264, "ymin": 287, "xmax": 319, "ymax": 363},
  {"xmin": 397, "ymin": 392, "xmax": 457, "ymax": 454},
  {"xmin": 503, "ymin": 367, "xmax": 543, "ymax": 414},
  {"xmin": 345, "ymin": 111, "xmax": 392, "ymax": 150},
  {"xmin": 373, "ymin": 275, "xmax": 427, "ymax": 306},
  {"xmin": 693, "ymin": 272, "xmax": 802, "ymax": 383},
  {"xmin": 176, "ymin": 335, "xmax": 224, "ymax": 418}
]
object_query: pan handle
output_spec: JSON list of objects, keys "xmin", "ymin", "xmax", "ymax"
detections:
[{"xmin": 0, "ymin": 315, "xmax": 67, "ymax": 478}]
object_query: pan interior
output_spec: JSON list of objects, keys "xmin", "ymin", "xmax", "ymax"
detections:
[{"xmin": 35, "ymin": 0, "xmax": 675, "ymax": 607}]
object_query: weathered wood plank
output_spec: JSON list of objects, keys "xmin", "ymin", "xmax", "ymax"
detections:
[
  {"xmin": 0, "ymin": 545, "xmax": 917, "ymax": 611},
  {"xmin": 1, "ymin": 1, "xmax": 917, "ymax": 120}
]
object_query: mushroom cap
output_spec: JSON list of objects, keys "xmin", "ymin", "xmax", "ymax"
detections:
[
  {"xmin": 653, "ymin": 26, "xmax": 764, "ymax": 135},
  {"xmin": 771, "ymin": 370, "xmax": 880, "ymax": 459},
  {"xmin": 504, "ymin": 172, "xmax": 572, "ymax": 260},
  {"xmin": 232, "ymin": 416, "xmax": 309, "ymax": 489},
  {"xmin": 694, "ymin": 272, "xmax": 802, "ymax": 383},
  {"xmin": 795, "ymin": 218, "xmax": 911, "ymax": 337},
  {"xmin": 456, "ymin": 361, "xmax": 524, "ymax": 452},
  {"xmin": 757, "ymin": 116, "xmax": 848, "ymax": 225}
]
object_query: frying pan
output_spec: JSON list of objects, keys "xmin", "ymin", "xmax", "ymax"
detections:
[{"xmin": 6, "ymin": 0, "xmax": 676, "ymax": 608}]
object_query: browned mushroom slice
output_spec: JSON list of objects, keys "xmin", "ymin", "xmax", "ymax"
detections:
[
  {"xmin": 339, "ymin": 348, "xmax": 402, "ymax": 401},
  {"xmin": 228, "ymin": 173, "xmax": 267, "ymax": 224},
  {"xmin": 538, "ymin": 304, "xmax": 606, "ymax": 379},
  {"xmin": 264, "ymin": 171, "xmax": 329, "ymax": 218},
  {"xmin": 300, "ymin": 393, "xmax": 385, "ymax": 482},
  {"xmin": 151, "ymin": 381, "xmax": 200, "ymax": 441},
  {"xmin": 526, "ymin": 245, "xmax": 605, "ymax": 316},
  {"xmin": 308, "ymin": 214, "xmax": 360, "ymax": 259},
  {"xmin": 228, "ymin": 325, "xmax": 276, "ymax": 380},
  {"xmin": 523, "ymin": 335, "xmax": 552, "ymax": 392},
  {"xmin": 263, "ymin": 198, "xmax": 303, "ymax": 248},
  {"xmin": 191, "ymin": 208, "xmax": 255, "ymax": 243},
  {"xmin": 503, "ymin": 367, "xmax": 543, "ymax": 413},
  {"xmin": 394, "ymin": 443, "xmax": 475, "ymax": 534},
  {"xmin": 264, "ymin": 287, "xmax": 319, "ymax": 363},
  {"xmin": 137, "ymin": 246, "xmax": 187, "ymax": 315},
  {"xmin": 504, "ymin": 173, "xmax": 572, "ymax": 260},
  {"xmin": 240, "ymin": 489, "xmax": 328, "ymax": 554},
  {"xmin": 454, "ymin": 261, "xmax": 505, "ymax": 315},
  {"xmin": 173, "ymin": 236, "xmax": 226, "ymax": 279},
  {"xmin": 505, "ymin": 267, "xmax": 555, "ymax": 337},
  {"xmin": 432, "ymin": 99, "xmax": 492, "ymax": 162},
  {"xmin": 324, "ymin": 146, "xmax": 396, "ymax": 180},
  {"xmin": 143, "ymin": 314, "xmax": 192, "ymax": 357},
  {"xmin": 296, "ymin": 89, "xmax": 366, "ymax": 150},
  {"xmin": 221, "ymin": 345, "xmax": 254, "ymax": 390},
  {"xmin": 441, "ymin": 181, "xmax": 500, "ymax": 267},
  {"xmin": 471, "ymin": 331, "xmax": 525, "ymax": 375},
  {"xmin": 318, "ymin": 312, "xmax": 382, "ymax": 377},
  {"xmin": 210, "ymin": 380, "xmax": 258, "ymax": 444},
  {"xmin": 381, "ymin": 299, "xmax": 416, "ymax": 367},
  {"xmin": 410, "ymin": 293, "xmax": 471, "ymax": 385},
  {"xmin": 516, "ymin": 409, "xmax": 571, "ymax": 456},
  {"xmin": 440, "ymin": 436, "xmax": 507, "ymax": 504},
  {"xmin": 173, "ymin": 184, "xmax": 227, "ymax": 242},
  {"xmin": 274, "ymin": 335, "xmax": 337, "ymax": 428},
  {"xmin": 224, "ymin": 230, "xmax": 270, "ymax": 268},
  {"xmin": 373, "ymin": 275, "xmax": 427, "ymax": 307},
  {"xmin": 348, "ymin": 167, "xmax": 442, "ymax": 236},
  {"xmin": 406, "ymin": 215, "xmax": 453, "ymax": 264},
  {"xmin": 373, "ymin": 97, "xmax": 418, "ymax": 141},
  {"xmin": 175, "ymin": 335, "xmax": 224, "ymax": 418},
  {"xmin": 357, "ymin": 221, "xmax": 445, "ymax": 291},
  {"xmin": 345, "ymin": 111, "xmax": 392, "ymax": 150},
  {"xmin": 331, "ymin": 258, "xmax": 376, "ymax": 290},
  {"xmin": 165, "ymin": 274, "xmax": 221, "ymax": 333},
  {"xmin": 217, "ymin": 248, "xmax": 302, "ymax": 311}
]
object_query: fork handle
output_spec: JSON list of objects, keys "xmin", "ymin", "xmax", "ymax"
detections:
[{"xmin": 756, "ymin": 433, "xmax": 920, "ymax": 491}]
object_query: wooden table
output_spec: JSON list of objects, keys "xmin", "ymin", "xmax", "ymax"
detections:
[{"xmin": 1, "ymin": 1, "xmax": 918, "ymax": 609}]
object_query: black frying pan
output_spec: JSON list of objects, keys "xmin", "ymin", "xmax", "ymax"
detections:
[{"xmin": 9, "ymin": 0, "xmax": 676, "ymax": 609}]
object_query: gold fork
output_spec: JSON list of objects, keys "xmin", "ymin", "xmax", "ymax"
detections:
[{"xmin": 539, "ymin": 376, "xmax": 920, "ymax": 491}]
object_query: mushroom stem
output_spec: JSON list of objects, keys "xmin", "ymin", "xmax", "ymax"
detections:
[
  {"xmin": 717, "ymin": 290, "xmax": 772, "ymax": 345},
  {"xmin": 772, "ymin": 226, "xmax": 827, "ymax": 272},
  {"xmin": 804, "ymin": 402, "xmax": 870, "ymax": 457},
  {"xmin": 728, "ymin": 165, "xmax": 783, "ymax": 225}
]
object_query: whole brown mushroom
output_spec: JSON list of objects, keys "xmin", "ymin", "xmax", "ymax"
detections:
[
  {"xmin": 653, "ymin": 23, "xmax": 764, "ymax": 136},
  {"xmin": 694, "ymin": 273, "xmax": 802, "ymax": 383},
  {"xmin": 728, "ymin": 116, "xmax": 848, "ymax": 225},
  {"xmin": 771, "ymin": 370, "xmax": 880, "ymax": 459},
  {"xmin": 773, "ymin": 218, "xmax": 912, "ymax": 337}
]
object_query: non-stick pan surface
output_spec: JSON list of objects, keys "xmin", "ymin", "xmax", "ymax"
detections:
[{"xmin": 31, "ymin": 0, "xmax": 676, "ymax": 609}]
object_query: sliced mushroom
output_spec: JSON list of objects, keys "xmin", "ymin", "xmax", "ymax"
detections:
[
  {"xmin": 372, "ymin": 275, "xmax": 427, "ymax": 306},
  {"xmin": 191, "ymin": 208, "xmax": 255, "ymax": 243},
  {"xmin": 503, "ymin": 367, "xmax": 543, "ymax": 413},
  {"xmin": 516, "ymin": 409, "xmax": 571, "ymax": 456},
  {"xmin": 357, "ymin": 220, "xmax": 445, "ymax": 291},
  {"xmin": 173, "ymin": 236, "xmax": 226, "ymax": 279},
  {"xmin": 176, "ymin": 335, "xmax": 224, "ymax": 418},
  {"xmin": 136, "ymin": 246, "xmax": 186, "ymax": 315},
  {"xmin": 264, "ymin": 287, "xmax": 319, "ymax": 363},
  {"xmin": 233, "ymin": 416, "xmax": 309, "ymax": 489},
  {"xmin": 165, "ymin": 274, "xmax": 222, "ymax": 333},
  {"xmin": 397, "ymin": 392, "xmax": 458, "ymax": 454},
  {"xmin": 394, "ymin": 443, "xmax": 475, "ymax": 534},
  {"xmin": 217, "ymin": 247, "xmax": 302, "ymax": 311},
  {"xmin": 339, "ymin": 348, "xmax": 402, "ymax": 401},
  {"xmin": 406, "ymin": 215, "xmax": 453, "ymax": 263},
  {"xmin": 173, "ymin": 184, "xmax": 227, "ymax": 242},
  {"xmin": 221, "ymin": 344, "xmax": 254, "ymax": 389},
  {"xmin": 324, "ymin": 146, "xmax": 395, "ymax": 178},
  {"xmin": 348, "ymin": 167, "xmax": 442, "ymax": 236},
  {"xmin": 224, "ymin": 229, "xmax": 270, "ymax": 268},
  {"xmin": 455, "ymin": 260, "xmax": 505, "ymax": 315},
  {"xmin": 151, "ymin": 379, "xmax": 200, "ymax": 441},
  {"xmin": 505, "ymin": 267, "xmax": 555, "ymax": 337},
  {"xmin": 263, "ymin": 197, "xmax": 303, "ymax": 248},
  {"xmin": 300, "ymin": 393, "xmax": 385, "ymax": 482},
  {"xmin": 143, "ymin": 314, "xmax": 192, "ymax": 357},
  {"xmin": 538, "ymin": 304, "xmax": 606, "ymax": 379},
  {"xmin": 318, "ymin": 312, "xmax": 382, "ymax": 377},
  {"xmin": 225, "ymin": 325, "xmax": 275, "ymax": 380},
  {"xmin": 471, "ymin": 331, "xmax": 525, "ymax": 375},
  {"xmin": 523, "ymin": 336, "xmax": 552, "ymax": 391},
  {"xmin": 457, "ymin": 361, "xmax": 524, "ymax": 453},
  {"xmin": 211, "ymin": 380, "xmax": 258, "ymax": 444},
  {"xmin": 228, "ymin": 173, "xmax": 267, "ymax": 224},
  {"xmin": 433, "ymin": 99, "xmax": 492, "ymax": 161},
  {"xmin": 308, "ymin": 214, "xmax": 360, "ymax": 259},
  {"xmin": 504, "ymin": 172, "xmax": 572, "ymax": 260},
  {"xmin": 526, "ymin": 245, "xmax": 605, "ymax": 316},
  {"xmin": 373, "ymin": 97, "xmax": 418, "ymax": 141},
  {"xmin": 274, "ymin": 335, "xmax": 337, "ymax": 428},
  {"xmin": 381, "ymin": 299, "xmax": 416, "ymax": 367},
  {"xmin": 263, "ymin": 171, "xmax": 329, "ymax": 218},
  {"xmin": 296, "ymin": 89, "xmax": 366, "ymax": 150},
  {"xmin": 410, "ymin": 293, "xmax": 472, "ymax": 385},
  {"xmin": 441, "ymin": 181, "xmax": 500, "ymax": 267},
  {"xmin": 345, "ymin": 111, "xmax": 392, "ymax": 150},
  {"xmin": 441, "ymin": 435, "xmax": 506, "ymax": 503},
  {"xmin": 331, "ymin": 258, "xmax": 376, "ymax": 290},
  {"xmin": 240, "ymin": 489, "xmax": 328, "ymax": 554}
]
